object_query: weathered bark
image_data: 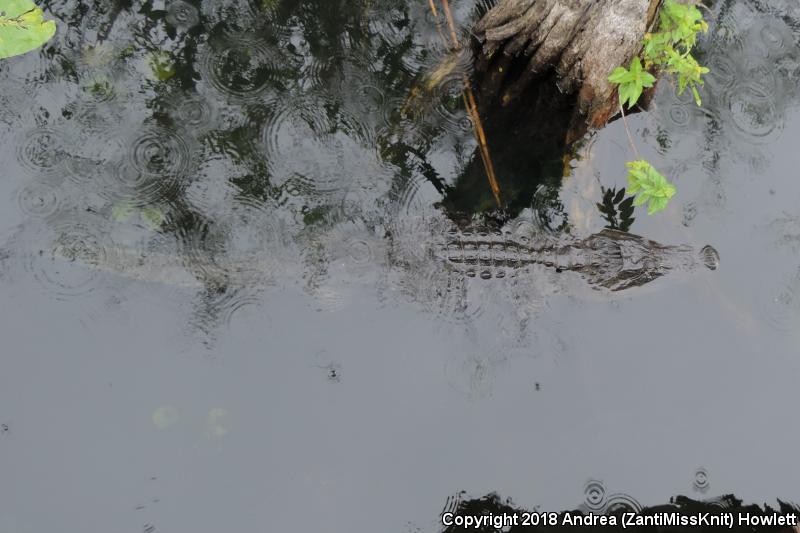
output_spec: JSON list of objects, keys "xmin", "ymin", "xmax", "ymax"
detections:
[
  {"xmin": 472, "ymin": 0, "xmax": 662, "ymax": 130},
  {"xmin": 438, "ymin": 0, "xmax": 668, "ymax": 220}
]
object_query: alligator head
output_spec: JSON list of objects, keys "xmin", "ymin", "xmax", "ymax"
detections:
[{"xmin": 572, "ymin": 229, "xmax": 720, "ymax": 291}]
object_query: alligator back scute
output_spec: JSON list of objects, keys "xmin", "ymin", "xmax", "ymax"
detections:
[{"xmin": 440, "ymin": 228, "xmax": 552, "ymax": 279}]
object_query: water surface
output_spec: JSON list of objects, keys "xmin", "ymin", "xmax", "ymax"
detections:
[{"xmin": 1, "ymin": 0, "xmax": 799, "ymax": 531}]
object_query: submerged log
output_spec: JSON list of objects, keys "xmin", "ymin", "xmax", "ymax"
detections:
[{"xmin": 472, "ymin": 0, "xmax": 662, "ymax": 133}]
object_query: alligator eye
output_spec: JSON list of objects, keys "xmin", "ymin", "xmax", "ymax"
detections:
[{"xmin": 699, "ymin": 245, "xmax": 720, "ymax": 270}]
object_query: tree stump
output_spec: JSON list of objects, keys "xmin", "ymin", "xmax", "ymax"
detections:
[
  {"xmin": 440, "ymin": 0, "xmax": 668, "ymax": 219},
  {"xmin": 472, "ymin": 0, "xmax": 662, "ymax": 132}
]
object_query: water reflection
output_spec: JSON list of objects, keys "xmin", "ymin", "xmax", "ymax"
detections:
[
  {"xmin": 2, "ymin": 0, "xmax": 792, "ymax": 342},
  {"xmin": 596, "ymin": 187, "xmax": 635, "ymax": 232},
  {"xmin": 0, "ymin": 2, "xmax": 797, "ymax": 316}
]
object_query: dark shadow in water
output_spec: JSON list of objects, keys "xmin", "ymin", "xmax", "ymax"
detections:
[{"xmin": 438, "ymin": 70, "xmax": 575, "ymax": 223}]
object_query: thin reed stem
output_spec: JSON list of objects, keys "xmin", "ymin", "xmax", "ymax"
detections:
[{"xmin": 619, "ymin": 105, "xmax": 641, "ymax": 160}]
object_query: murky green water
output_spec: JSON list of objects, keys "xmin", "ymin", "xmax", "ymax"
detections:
[{"xmin": 1, "ymin": 0, "xmax": 799, "ymax": 530}]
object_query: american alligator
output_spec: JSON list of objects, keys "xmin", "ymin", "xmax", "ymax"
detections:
[
  {"xmin": 434, "ymin": 227, "xmax": 720, "ymax": 291},
  {"xmin": 0, "ymin": 218, "xmax": 720, "ymax": 294}
]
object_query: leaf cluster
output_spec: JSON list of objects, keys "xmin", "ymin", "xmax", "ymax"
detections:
[
  {"xmin": 597, "ymin": 187, "xmax": 635, "ymax": 231},
  {"xmin": 625, "ymin": 160, "xmax": 676, "ymax": 215},
  {"xmin": 642, "ymin": 0, "xmax": 709, "ymax": 105},
  {"xmin": 608, "ymin": 0, "xmax": 709, "ymax": 108},
  {"xmin": 0, "ymin": 0, "xmax": 55, "ymax": 60},
  {"xmin": 656, "ymin": 0, "xmax": 708, "ymax": 49}
]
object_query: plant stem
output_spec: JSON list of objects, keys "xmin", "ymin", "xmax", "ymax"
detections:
[
  {"xmin": 619, "ymin": 105, "xmax": 641, "ymax": 160},
  {"xmin": 431, "ymin": 0, "xmax": 503, "ymax": 208},
  {"xmin": 693, "ymin": 2, "xmax": 712, "ymax": 15}
]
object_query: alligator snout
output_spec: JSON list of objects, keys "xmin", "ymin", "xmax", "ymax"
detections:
[{"xmin": 699, "ymin": 245, "xmax": 720, "ymax": 271}]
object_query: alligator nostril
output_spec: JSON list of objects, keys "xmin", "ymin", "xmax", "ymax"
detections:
[{"xmin": 699, "ymin": 245, "xmax": 720, "ymax": 270}]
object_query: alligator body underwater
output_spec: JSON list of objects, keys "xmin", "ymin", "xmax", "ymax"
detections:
[
  {"xmin": 434, "ymin": 227, "xmax": 720, "ymax": 291},
  {"xmin": 1, "ymin": 219, "xmax": 720, "ymax": 293}
]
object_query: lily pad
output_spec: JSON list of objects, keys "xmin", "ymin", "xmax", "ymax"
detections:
[{"xmin": 0, "ymin": 0, "xmax": 56, "ymax": 60}]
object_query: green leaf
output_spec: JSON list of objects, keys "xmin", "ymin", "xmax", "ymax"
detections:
[
  {"xmin": 0, "ymin": 0, "xmax": 56, "ymax": 59},
  {"xmin": 647, "ymin": 196, "xmax": 669, "ymax": 215},
  {"xmin": 618, "ymin": 83, "xmax": 633, "ymax": 108},
  {"xmin": 625, "ymin": 160, "xmax": 676, "ymax": 215},
  {"xmin": 608, "ymin": 57, "xmax": 656, "ymax": 110},
  {"xmin": 629, "ymin": 83, "xmax": 643, "ymax": 109},
  {"xmin": 678, "ymin": 73, "xmax": 688, "ymax": 93},
  {"xmin": 149, "ymin": 51, "xmax": 176, "ymax": 81},
  {"xmin": 112, "ymin": 201, "xmax": 135, "ymax": 222},
  {"xmin": 691, "ymin": 86, "xmax": 701, "ymax": 106},
  {"xmin": 632, "ymin": 193, "xmax": 648, "ymax": 207},
  {"xmin": 629, "ymin": 56, "xmax": 642, "ymax": 75},
  {"xmin": 140, "ymin": 206, "xmax": 165, "ymax": 230},
  {"xmin": 608, "ymin": 66, "xmax": 631, "ymax": 84}
]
